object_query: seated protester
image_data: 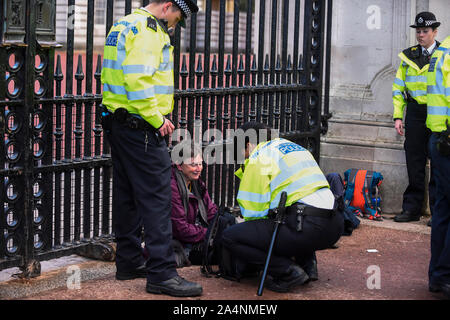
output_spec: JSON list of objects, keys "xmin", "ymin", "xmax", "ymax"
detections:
[
  {"xmin": 221, "ymin": 122, "xmax": 344, "ymax": 293},
  {"xmin": 170, "ymin": 142, "xmax": 217, "ymax": 267}
]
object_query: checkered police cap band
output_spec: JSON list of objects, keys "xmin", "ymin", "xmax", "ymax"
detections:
[{"xmin": 173, "ymin": 0, "xmax": 191, "ymax": 18}]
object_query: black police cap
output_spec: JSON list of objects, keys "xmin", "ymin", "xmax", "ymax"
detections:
[
  {"xmin": 410, "ymin": 12, "xmax": 441, "ymax": 28},
  {"xmin": 171, "ymin": 0, "xmax": 199, "ymax": 28}
]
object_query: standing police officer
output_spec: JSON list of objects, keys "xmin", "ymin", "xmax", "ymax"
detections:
[
  {"xmin": 426, "ymin": 35, "xmax": 450, "ymax": 299},
  {"xmin": 101, "ymin": 0, "xmax": 202, "ymax": 297},
  {"xmin": 221, "ymin": 122, "xmax": 344, "ymax": 293},
  {"xmin": 392, "ymin": 12, "xmax": 440, "ymax": 223}
]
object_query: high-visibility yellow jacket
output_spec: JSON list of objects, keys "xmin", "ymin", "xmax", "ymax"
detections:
[
  {"xmin": 392, "ymin": 44, "xmax": 438, "ymax": 120},
  {"xmin": 234, "ymin": 138, "xmax": 330, "ymax": 221},
  {"xmin": 101, "ymin": 8, "xmax": 174, "ymax": 129},
  {"xmin": 427, "ymin": 36, "xmax": 450, "ymax": 133}
]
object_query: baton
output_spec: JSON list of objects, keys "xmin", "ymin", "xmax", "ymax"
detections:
[{"xmin": 257, "ymin": 191, "xmax": 288, "ymax": 296}]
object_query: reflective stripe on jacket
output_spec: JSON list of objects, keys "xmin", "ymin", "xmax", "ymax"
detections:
[
  {"xmin": 101, "ymin": 8, "xmax": 174, "ymax": 129},
  {"xmin": 427, "ymin": 36, "xmax": 450, "ymax": 132},
  {"xmin": 234, "ymin": 138, "xmax": 330, "ymax": 221},
  {"xmin": 392, "ymin": 46, "xmax": 431, "ymax": 120}
]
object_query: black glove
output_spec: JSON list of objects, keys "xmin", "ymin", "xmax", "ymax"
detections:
[{"xmin": 437, "ymin": 120, "xmax": 450, "ymax": 157}]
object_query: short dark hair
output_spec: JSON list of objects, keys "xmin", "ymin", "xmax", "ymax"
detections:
[
  {"xmin": 237, "ymin": 121, "xmax": 273, "ymax": 146},
  {"xmin": 233, "ymin": 122, "xmax": 274, "ymax": 163}
]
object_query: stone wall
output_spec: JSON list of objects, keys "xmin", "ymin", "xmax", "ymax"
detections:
[{"xmin": 320, "ymin": 0, "xmax": 447, "ymax": 214}]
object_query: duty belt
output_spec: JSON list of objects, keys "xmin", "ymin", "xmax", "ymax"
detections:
[
  {"xmin": 287, "ymin": 203, "xmax": 336, "ymax": 232},
  {"xmin": 106, "ymin": 107, "xmax": 154, "ymax": 131}
]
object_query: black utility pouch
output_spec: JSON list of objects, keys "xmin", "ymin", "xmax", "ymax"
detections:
[{"xmin": 99, "ymin": 105, "xmax": 113, "ymax": 132}]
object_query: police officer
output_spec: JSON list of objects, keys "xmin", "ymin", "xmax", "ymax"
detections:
[
  {"xmin": 426, "ymin": 35, "xmax": 450, "ymax": 299},
  {"xmin": 392, "ymin": 12, "xmax": 440, "ymax": 223},
  {"xmin": 221, "ymin": 122, "xmax": 344, "ymax": 293},
  {"xmin": 100, "ymin": 0, "xmax": 202, "ymax": 297}
]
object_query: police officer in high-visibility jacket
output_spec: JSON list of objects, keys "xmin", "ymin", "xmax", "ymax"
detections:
[
  {"xmin": 392, "ymin": 12, "xmax": 440, "ymax": 223},
  {"xmin": 426, "ymin": 35, "xmax": 450, "ymax": 299},
  {"xmin": 100, "ymin": 0, "xmax": 202, "ymax": 297},
  {"xmin": 221, "ymin": 122, "xmax": 344, "ymax": 293}
]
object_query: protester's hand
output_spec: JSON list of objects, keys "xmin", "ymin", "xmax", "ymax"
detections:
[
  {"xmin": 395, "ymin": 119, "xmax": 404, "ymax": 136},
  {"xmin": 159, "ymin": 118, "xmax": 175, "ymax": 136}
]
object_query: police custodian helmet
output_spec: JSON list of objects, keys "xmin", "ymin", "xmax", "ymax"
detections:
[
  {"xmin": 410, "ymin": 12, "xmax": 441, "ymax": 29},
  {"xmin": 171, "ymin": 0, "xmax": 199, "ymax": 28}
]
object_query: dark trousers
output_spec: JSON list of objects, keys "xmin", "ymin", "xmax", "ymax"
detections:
[
  {"xmin": 403, "ymin": 101, "xmax": 435, "ymax": 215},
  {"xmin": 221, "ymin": 206, "xmax": 344, "ymax": 277},
  {"xmin": 106, "ymin": 119, "xmax": 178, "ymax": 283},
  {"xmin": 428, "ymin": 133, "xmax": 450, "ymax": 284}
]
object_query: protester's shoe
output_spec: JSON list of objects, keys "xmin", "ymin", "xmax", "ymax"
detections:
[
  {"xmin": 303, "ymin": 257, "xmax": 318, "ymax": 281},
  {"xmin": 427, "ymin": 218, "xmax": 432, "ymax": 227},
  {"xmin": 116, "ymin": 264, "xmax": 148, "ymax": 280},
  {"xmin": 146, "ymin": 276, "xmax": 203, "ymax": 297},
  {"xmin": 265, "ymin": 265, "xmax": 309, "ymax": 293},
  {"xmin": 393, "ymin": 211, "xmax": 421, "ymax": 222}
]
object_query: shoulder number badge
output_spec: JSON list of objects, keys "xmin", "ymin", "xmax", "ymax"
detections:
[{"xmin": 147, "ymin": 17, "xmax": 157, "ymax": 32}]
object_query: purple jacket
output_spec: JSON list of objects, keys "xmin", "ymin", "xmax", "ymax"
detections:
[{"xmin": 171, "ymin": 166, "xmax": 217, "ymax": 244}]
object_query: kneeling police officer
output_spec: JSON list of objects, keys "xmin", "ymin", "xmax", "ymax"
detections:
[{"xmin": 221, "ymin": 122, "xmax": 344, "ymax": 293}]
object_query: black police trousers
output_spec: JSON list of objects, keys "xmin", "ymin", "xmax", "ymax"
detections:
[
  {"xmin": 221, "ymin": 205, "xmax": 344, "ymax": 277},
  {"xmin": 403, "ymin": 101, "xmax": 435, "ymax": 215},
  {"xmin": 428, "ymin": 133, "xmax": 450, "ymax": 284},
  {"xmin": 106, "ymin": 119, "xmax": 178, "ymax": 283}
]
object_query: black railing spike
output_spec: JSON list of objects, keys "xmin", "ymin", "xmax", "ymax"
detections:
[
  {"xmin": 75, "ymin": 55, "xmax": 84, "ymax": 80},
  {"xmin": 298, "ymin": 54, "xmax": 304, "ymax": 71},
  {"xmin": 264, "ymin": 54, "xmax": 270, "ymax": 71},
  {"xmin": 94, "ymin": 54, "xmax": 102, "ymax": 94},
  {"xmin": 196, "ymin": 54, "xmax": 203, "ymax": 74},
  {"xmin": 211, "ymin": 54, "xmax": 218, "ymax": 74},
  {"xmin": 225, "ymin": 54, "xmax": 232, "ymax": 72},
  {"xmin": 55, "ymin": 54, "xmax": 64, "ymax": 81},
  {"xmin": 238, "ymin": 54, "xmax": 244, "ymax": 72},
  {"xmin": 251, "ymin": 55, "xmax": 257, "ymax": 72},
  {"xmin": 287, "ymin": 55, "xmax": 292, "ymax": 71},
  {"xmin": 94, "ymin": 54, "xmax": 102, "ymax": 78},
  {"xmin": 180, "ymin": 54, "xmax": 188, "ymax": 76},
  {"xmin": 275, "ymin": 54, "xmax": 281, "ymax": 71}
]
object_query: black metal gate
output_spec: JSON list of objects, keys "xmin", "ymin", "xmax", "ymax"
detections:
[{"xmin": 0, "ymin": 0, "xmax": 332, "ymax": 275}]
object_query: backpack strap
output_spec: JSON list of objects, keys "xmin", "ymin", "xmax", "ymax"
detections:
[
  {"xmin": 343, "ymin": 169, "xmax": 358, "ymax": 208},
  {"xmin": 362, "ymin": 171, "xmax": 377, "ymax": 217},
  {"xmin": 201, "ymin": 207, "xmax": 223, "ymax": 277}
]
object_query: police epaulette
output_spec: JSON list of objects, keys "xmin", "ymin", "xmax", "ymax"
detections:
[
  {"xmin": 147, "ymin": 17, "xmax": 157, "ymax": 32},
  {"xmin": 403, "ymin": 45, "xmax": 421, "ymax": 59}
]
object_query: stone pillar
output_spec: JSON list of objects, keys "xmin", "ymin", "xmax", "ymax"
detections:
[
  {"xmin": 320, "ymin": 0, "xmax": 413, "ymax": 214},
  {"xmin": 416, "ymin": 0, "xmax": 429, "ymax": 13}
]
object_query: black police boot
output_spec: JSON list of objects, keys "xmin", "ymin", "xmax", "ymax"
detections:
[
  {"xmin": 116, "ymin": 264, "xmax": 148, "ymax": 280},
  {"xmin": 146, "ymin": 276, "xmax": 203, "ymax": 297},
  {"xmin": 429, "ymin": 282, "xmax": 450, "ymax": 299},
  {"xmin": 393, "ymin": 211, "xmax": 421, "ymax": 222},
  {"xmin": 303, "ymin": 257, "xmax": 318, "ymax": 281},
  {"xmin": 265, "ymin": 265, "xmax": 309, "ymax": 293},
  {"xmin": 440, "ymin": 283, "xmax": 450, "ymax": 299},
  {"xmin": 427, "ymin": 218, "xmax": 432, "ymax": 227},
  {"xmin": 429, "ymin": 281, "xmax": 441, "ymax": 293}
]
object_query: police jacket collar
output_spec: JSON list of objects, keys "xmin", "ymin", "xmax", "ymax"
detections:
[
  {"xmin": 135, "ymin": 8, "xmax": 170, "ymax": 34},
  {"xmin": 400, "ymin": 41, "xmax": 441, "ymax": 71}
]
